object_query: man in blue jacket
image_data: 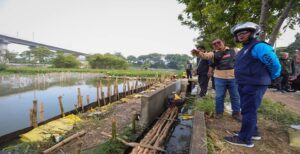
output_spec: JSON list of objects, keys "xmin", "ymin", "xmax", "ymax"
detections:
[{"xmin": 224, "ymin": 22, "xmax": 281, "ymax": 148}]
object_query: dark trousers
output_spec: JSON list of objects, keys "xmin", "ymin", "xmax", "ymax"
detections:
[
  {"xmin": 186, "ymin": 69, "xmax": 192, "ymax": 79},
  {"xmin": 198, "ymin": 74, "xmax": 209, "ymax": 97},
  {"xmin": 238, "ymin": 84, "xmax": 267, "ymax": 142},
  {"xmin": 280, "ymin": 74, "xmax": 289, "ymax": 91}
]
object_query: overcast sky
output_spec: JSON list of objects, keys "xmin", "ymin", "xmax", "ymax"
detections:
[{"xmin": 0, "ymin": 0, "xmax": 299, "ymax": 57}]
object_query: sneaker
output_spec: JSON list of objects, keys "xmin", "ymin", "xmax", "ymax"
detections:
[
  {"xmin": 224, "ymin": 136, "xmax": 254, "ymax": 148},
  {"xmin": 215, "ymin": 113, "xmax": 223, "ymax": 119},
  {"xmin": 232, "ymin": 131, "xmax": 261, "ymax": 140},
  {"xmin": 232, "ymin": 112, "xmax": 242, "ymax": 122}
]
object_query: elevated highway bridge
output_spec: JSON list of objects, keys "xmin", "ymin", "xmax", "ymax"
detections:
[{"xmin": 0, "ymin": 34, "xmax": 89, "ymax": 56}]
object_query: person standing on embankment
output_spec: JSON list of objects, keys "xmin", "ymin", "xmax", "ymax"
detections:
[
  {"xmin": 191, "ymin": 38, "xmax": 241, "ymax": 122},
  {"xmin": 223, "ymin": 22, "xmax": 281, "ymax": 148}
]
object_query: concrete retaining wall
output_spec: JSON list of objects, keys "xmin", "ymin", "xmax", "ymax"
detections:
[{"xmin": 140, "ymin": 81, "xmax": 180, "ymax": 127}]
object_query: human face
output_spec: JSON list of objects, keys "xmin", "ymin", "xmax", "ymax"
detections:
[
  {"xmin": 236, "ymin": 30, "xmax": 251, "ymax": 43},
  {"xmin": 212, "ymin": 39, "xmax": 225, "ymax": 51}
]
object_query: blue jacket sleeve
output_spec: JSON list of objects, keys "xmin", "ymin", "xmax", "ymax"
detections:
[{"xmin": 251, "ymin": 43, "xmax": 281, "ymax": 80}]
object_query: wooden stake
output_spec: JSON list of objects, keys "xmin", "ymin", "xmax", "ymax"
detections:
[
  {"xmin": 101, "ymin": 132, "xmax": 166, "ymax": 152},
  {"xmin": 29, "ymin": 109, "xmax": 33, "ymax": 127},
  {"xmin": 100, "ymin": 80, "xmax": 106, "ymax": 105},
  {"xmin": 39, "ymin": 102, "xmax": 44, "ymax": 122},
  {"xmin": 112, "ymin": 116, "xmax": 116, "ymax": 140},
  {"xmin": 75, "ymin": 139, "xmax": 83, "ymax": 154},
  {"xmin": 107, "ymin": 79, "xmax": 111, "ymax": 103},
  {"xmin": 86, "ymin": 95, "xmax": 90, "ymax": 105},
  {"xmin": 77, "ymin": 88, "xmax": 81, "ymax": 108},
  {"xmin": 101, "ymin": 92, "xmax": 105, "ymax": 106},
  {"xmin": 123, "ymin": 80, "xmax": 126, "ymax": 97},
  {"xmin": 96, "ymin": 82, "xmax": 100, "ymax": 107},
  {"xmin": 32, "ymin": 100, "xmax": 38, "ymax": 128},
  {"xmin": 58, "ymin": 96, "xmax": 65, "ymax": 117},
  {"xmin": 42, "ymin": 131, "xmax": 86, "ymax": 154},
  {"xmin": 127, "ymin": 79, "xmax": 130, "ymax": 95}
]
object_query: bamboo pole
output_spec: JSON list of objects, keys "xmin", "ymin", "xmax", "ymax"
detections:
[
  {"xmin": 123, "ymin": 80, "xmax": 126, "ymax": 97},
  {"xmin": 32, "ymin": 100, "xmax": 38, "ymax": 128},
  {"xmin": 101, "ymin": 92, "xmax": 105, "ymax": 106},
  {"xmin": 42, "ymin": 131, "xmax": 86, "ymax": 154},
  {"xmin": 86, "ymin": 95, "xmax": 90, "ymax": 105},
  {"xmin": 77, "ymin": 88, "xmax": 81, "ymax": 108},
  {"xmin": 107, "ymin": 79, "xmax": 111, "ymax": 103},
  {"xmin": 29, "ymin": 109, "xmax": 33, "ymax": 127},
  {"xmin": 75, "ymin": 139, "xmax": 83, "ymax": 154},
  {"xmin": 101, "ymin": 132, "xmax": 166, "ymax": 153},
  {"xmin": 100, "ymin": 80, "xmax": 105, "ymax": 105},
  {"xmin": 39, "ymin": 102, "xmax": 44, "ymax": 122},
  {"xmin": 132, "ymin": 107, "xmax": 177, "ymax": 153},
  {"xmin": 114, "ymin": 79, "xmax": 119, "ymax": 100},
  {"xmin": 135, "ymin": 78, "xmax": 138, "ymax": 93},
  {"xmin": 127, "ymin": 79, "xmax": 130, "ymax": 95},
  {"xmin": 58, "ymin": 96, "xmax": 65, "ymax": 117},
  {"xmin": 96, "ymin": 82, "xmax": 100, "ymax": 107},
  {"xmin": 112, "ymin": 116, "xmax": 116, "ymax": 140}
]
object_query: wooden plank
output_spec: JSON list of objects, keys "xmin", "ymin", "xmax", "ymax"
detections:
[{"xmin": 189, "ymin": 111, "xmax": 207, "ymax": 154}]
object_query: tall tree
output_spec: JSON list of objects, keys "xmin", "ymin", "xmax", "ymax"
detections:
[
  {"xmin": 268, "ymin": 0, "xmax": 296, "ymax": 45},
  {"xmin": 88, "ymin": 53, "xmax": 129, "ymax": 69},
  {"xmin": 177, "ymin": 0, "xmax": 300, "ymax": 47},
  {"xmin": 51, "ymin": 53, "xmax": 80, "ymax": 68}
]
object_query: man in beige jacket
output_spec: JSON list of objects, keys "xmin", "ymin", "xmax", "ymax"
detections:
[{"xmin": 192, "ymin": 39, "xmax": 241, "ymax": 121}]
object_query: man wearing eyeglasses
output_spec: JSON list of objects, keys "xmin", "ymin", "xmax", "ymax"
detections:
[{"xmin": 191, "ymin": 39, "xmax": 241, "ymax": 122}]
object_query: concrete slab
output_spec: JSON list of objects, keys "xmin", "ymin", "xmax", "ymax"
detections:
[
  {"xmin": 190, "ymin": 111, "xmax": 207, "ymax": 154},
  {"xmin": 140, "ymin": 81, "xmax": 179, "ymax": 127}
]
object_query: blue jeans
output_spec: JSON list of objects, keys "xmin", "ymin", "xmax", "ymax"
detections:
[
  {"xmin": 238, "ymin": 84, "xmax": 267, "ymax": 142},
  {"xmin": 214, "ymin": 78, "xmax": 240, "ymax": 113}
]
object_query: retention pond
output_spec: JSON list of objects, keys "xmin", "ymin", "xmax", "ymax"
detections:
[{"xmin": 0, "ymin": 73, "xmax": 144, "ymax": 137}]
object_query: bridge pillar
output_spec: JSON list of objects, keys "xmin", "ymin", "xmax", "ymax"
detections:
[{"xmin": 0, "ymin": 39, "xmax": 10, "ymax": 64}]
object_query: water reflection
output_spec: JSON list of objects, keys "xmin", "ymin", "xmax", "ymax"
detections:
[{"xmin": 0, "ymin": 73, "xmax": 145, "ymax": 136}]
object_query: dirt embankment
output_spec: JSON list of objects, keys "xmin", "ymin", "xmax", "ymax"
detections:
[
  {"xmin": 206, "ymin": 89, "xmax": 300, "ymax": 154},
  {"xmin": 264, "ymin": 90, "xmax": 300, "ymax": 115}
]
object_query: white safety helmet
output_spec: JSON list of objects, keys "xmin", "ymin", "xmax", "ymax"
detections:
[{"xmin": 231, "ymin": 22, "xmax": 261, "ymax": 38}]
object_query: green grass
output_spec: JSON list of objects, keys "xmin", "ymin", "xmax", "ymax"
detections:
[
  {"xmin": 1, "ymin": 142, "xmax": 40, "ymax": 154},
  {"xmin": 193, "ymin": 95, "xmax": 215, "ymax": 118},
  {"xmin": 88, "ymin": 139, "xmax": 125, "ymax": 154},
  {"xmin": 258, "ymin": 98, "xmax": 300, "ymax": 127},
  {"xmin": 0, "ymin": 67, "xmax": 180, "ymax": 77},
  {"xmin": 85, "ymin": 125, "xmax": 137, "ymax": 154}
]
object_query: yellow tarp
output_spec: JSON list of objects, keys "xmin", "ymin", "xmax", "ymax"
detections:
[
  {"xmin": 174, "ymin": 94, "xmax": 181, "ymax": 100},
  {"xmin": 20, "ymin": 114, "xmax": 81, "ymax": 142}
]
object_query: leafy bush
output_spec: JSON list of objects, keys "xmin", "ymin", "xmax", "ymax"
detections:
[
  {"xmin": 88, "ymin": 53, "xmax": 129, "ymax": 69},
  {"xmin": 51, "ymin": 53, "xmax": 80, "ymax": 68},
  {"xmin": 0, "ymin": 63, "xmax": 7, "ymax": 71}
]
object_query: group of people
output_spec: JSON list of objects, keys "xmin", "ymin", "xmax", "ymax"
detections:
[
  {"xmin": 275, "ymin": 50, "xmax": 300, "ymax": 92},
  {"xmin": 191, "ymin": 22, "xmax": 282, "ymax": 148}
]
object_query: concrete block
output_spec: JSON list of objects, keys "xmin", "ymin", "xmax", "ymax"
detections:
[{"xmin": 140, "ymin": 82, "xmax": 178, "ymax": 127}]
